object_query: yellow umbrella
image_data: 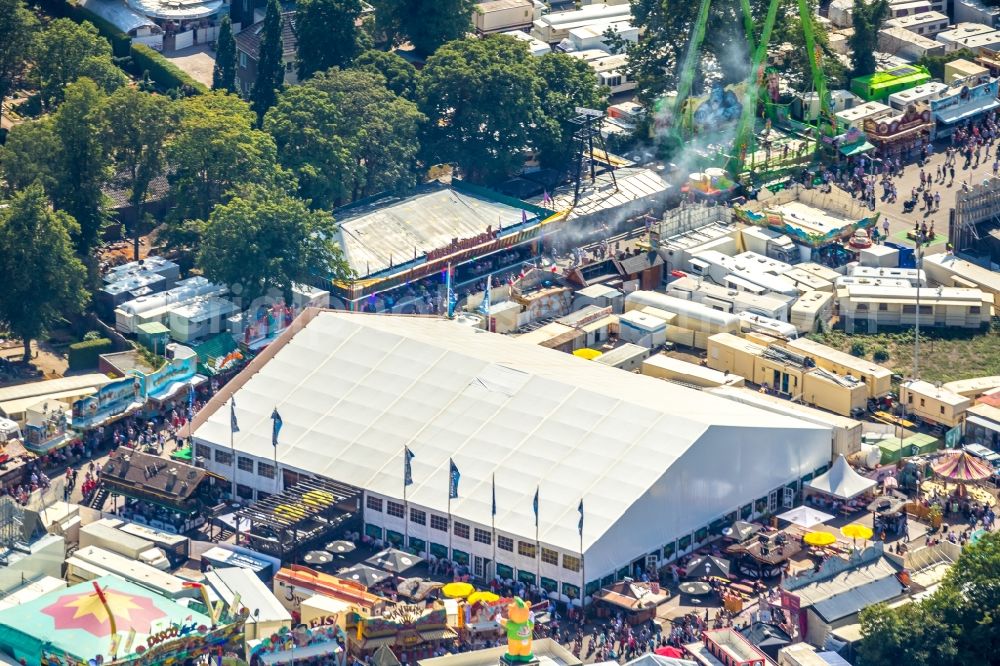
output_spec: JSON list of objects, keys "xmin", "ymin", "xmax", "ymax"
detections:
[
  {"xmin": 442, "ymin": 582, "xmax": 475, "ymax": 599},
  {"xmin": 803, "ymin": 531, "xmax": 837, "ymax": 546},
  {"xmin": 840, "ymin": 524, "xmax": 874, "ymax": 541},
  {"xmin": 573, "ymin": 348, "xmax": 603, "ymax": 360},
  {"xmin": 467, "ymin": 590, "xmax": 501, "ymax": 605}
]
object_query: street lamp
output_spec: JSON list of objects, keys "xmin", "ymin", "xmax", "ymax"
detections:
[{"xmin": 914, "ymin": 240, "xmax": 924, "ymax": 379}]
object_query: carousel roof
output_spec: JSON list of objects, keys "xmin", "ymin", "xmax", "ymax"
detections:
[
  {"xmin": 0, "ymin": 575, "xmax": 213, "ymax": 665},
  {"xmin": 931, "ymin": 451, "xmax": 993, "ymax": 482}
]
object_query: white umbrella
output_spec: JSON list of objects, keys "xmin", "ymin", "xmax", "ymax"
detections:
[{"xmin": 776, "ymin": 506, "xmax": 835, "ymax": 529}]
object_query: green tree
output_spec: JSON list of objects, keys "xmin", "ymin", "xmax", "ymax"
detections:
[
  {"xmin": 534, "ymin": 52, "xmax": 608, "ymax": 171},
  {"xmin": 373, "ymin": 0, "xmax": 474, "ymax": 54},
  {"xmin": 353, "ymin": 49, "xmax": 418, "ymax": 99},
  {"xmin": 419, "ymin": 36, "xmax": 542, "ymax": 183},
  {"xmin": 919, "ymin": 47, "xmax": 977, "ymax": 80},
  {"xmin": 103, "ymin": 87, "xmax": 173, "ymax": 260},
  {"xmin": 265, "ymin": 84, "xmax": 361, "ymax": 208},
  {"xmin": 252, "ymin": 0, "xmax": 285, "ymax": 123},
  {"xmin": 296, "ymin": 0, "xmax": 362, "ymax": 79},
  {"xmin": 166, "ymin": 92, "xmax": 281, "ymax": 249},
  {"xmin": 33, "ymin": 18, "xmax": 112, "ymax": 107},
  {"xmin": 857, "ymin": 532, "xmax": 1000, "ymax": 666},
  {"xmin": 0, "ymin": 185, "xmax": 89, "ymax": 362},
  {"xmin": 79, "ymin": 55, "xmax": 130, "ymax": 94},
  {"xmin": 849, "ymin": 0, "xmax": 889, "ymax": 78},
  {"xmin": 309, "ymin": 69, "xmax": 423, "ymax": 198},
  {"xmin": 266, "ymin": 69, "xmax": 423, "ymax": 205},
  {"xmin": 213, "ymin": 15, "xmax": 237, "ymax": 92},
  {"xmin": 0, "ymin": 0, "xmax": 37, "ymax": 120},
  {"xmin": 50, "ymin": 78, "xmax": 111, "ymax": 260},
  {"xmin": 196, "ymin": 185, "xmax": 349, "ymax": 306},
  {"xmin": 0, "ymin": 118, "xmax": 59, "ymax": 194}
]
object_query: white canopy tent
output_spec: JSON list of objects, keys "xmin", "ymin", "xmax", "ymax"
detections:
[
  {"xmin": 777, "ymin": 505, "xmax": 835, "ymax": 529},
  {"xmin": 804, "ymin": 455, "xmax": 877, "ymax": 500},
  {"xmin": 193, "ymin": 310, "xmax": 832, "ymax": 577}
]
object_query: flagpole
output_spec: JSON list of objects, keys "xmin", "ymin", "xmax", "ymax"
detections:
[
  {"xmin": 403, "ymin": 474, "xmax": 409, "ymax": 549},
  {"xmin": 535, "ymin": 486, "xmax": 540, "ymax": 594},
  {"xmin": 580, "ymin": 528, "xmax": 586, "ymax": 611},
  {"xmin": 491, "ymin": 474, "xmax": 497, "ymax": 582},
  {"xmin": 230, "ymin": 417, "xmax": 236, "ymax": 500},
  {"xmin": 447, "ymin": 492, "xmax": 453, "ymax": 562}
]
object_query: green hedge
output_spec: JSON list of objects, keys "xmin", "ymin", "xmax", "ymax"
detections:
[
  {"xmin": 130, "ymin": 43, "xmax": 209, "ymax": 95},
  {"xmin": 35, "ymin": 0, "xmax": 132, "ymax": 57},
  {"xmin": 68, "ymin": 337, "xmax": 113, "ymax": 370}
]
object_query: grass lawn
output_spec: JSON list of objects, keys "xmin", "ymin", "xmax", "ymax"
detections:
[{"xmin": 809, "ymin": 325, "xmax": 1000, "ymax": 385}]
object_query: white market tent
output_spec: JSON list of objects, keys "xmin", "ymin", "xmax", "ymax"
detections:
[
  {"xmin": 192, "ymin": 310, "xmax": 831, "ymax": 577},
  {"xmin": 777, "ymin": 505, "xmax": 835, "ymax": 529},
  {"xmin": 804, "ymin": 454, "xmax": 876, "ymax": 500}
]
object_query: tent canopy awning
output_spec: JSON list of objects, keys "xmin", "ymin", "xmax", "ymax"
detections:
[
  {"xmin": 777, "ymin": 505, "xmax": 834, "ymax": 528},
  {"xmin": 840, "ymin": 141, "xmax": 875, "ymax": 157},
  {"xmin": 804, "ymin": 455, "xmax": 877, "ymax": 500}
]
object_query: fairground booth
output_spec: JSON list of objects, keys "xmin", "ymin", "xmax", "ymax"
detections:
[
  {"xmin": 347, "ymin": 604, "xmax": 457, "ymax": 663},
  {"xmin": 0, "ymin": 574, "xmax": 247, "ymax": 665},
  {"xmin": 98, "ymin": 450, "xmax": 225, "ymax": 534}
]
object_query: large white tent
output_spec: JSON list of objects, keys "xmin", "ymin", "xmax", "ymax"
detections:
[
  {"xmin": 804, "ymin": 454, "xmax": 876, "ymax": 500},
  {"xmin": 193, "ymin": 310, "xmax": 831, "ymax": 578}
]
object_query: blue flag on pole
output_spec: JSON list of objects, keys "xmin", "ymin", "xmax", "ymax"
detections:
[
  {"xmin": 404, "ymin": 447, "xmax": 415, "ymax": 486},
  {"xmin": 446, "ymin": 264, "xmax": 457, "ymax": 319},
  {"xmin": 271, "ymin": 408, "xmax": 282, "ymax": 448},
  {"xmin": 186, "ymin": 387, "xmax": 195, "ymax": 419},
  {"xmin": 230, "ymin": 398, "xmax": 239, "ymax": 433},
  {"xmin": 491, "ymin": 475, "xmax": 497, "ymax": 517},
  {"xmin": 578, "ymin": 499, "xmax": 584, "ymax": 535},
  {"xmin": 448, "ymin": 459, "xmax": 460, "ymax": 499},
  {"xmin": 532, "ymin": 487, "xmax": 539, "ymax": 527},
  {"xmin": 479, "ymin": 275, "xmax": 492, "ymax": 315}
]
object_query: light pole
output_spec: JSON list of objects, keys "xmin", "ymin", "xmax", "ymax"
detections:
[{"xmin": 914, "ymin": 240, "xmax": 924, "ymax": 379}]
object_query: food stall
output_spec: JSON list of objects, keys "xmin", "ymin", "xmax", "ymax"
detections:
[
  {"xmin": 348, "ymin": 604, "xmax": 457, "ymax": 663},
  {"xmin": 593, "ymin": 581, "xmax": 669, "ymax": 624}
]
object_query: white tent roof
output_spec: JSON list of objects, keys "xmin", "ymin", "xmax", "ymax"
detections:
[
  {"xmin": 194, "ymin": 311, "xmax": 831, "ymax": 574},
  {"xmin": 804, "ymin": 455, "xmax": 876, "ymax": 500},
  {"xmin": 777, "ymin": 505, "xmax": 835, "ymax": 529}
]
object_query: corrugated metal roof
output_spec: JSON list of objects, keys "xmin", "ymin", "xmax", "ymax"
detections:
[{"xmin": 336, "ymin": 186, "xmax": 533, "ymax": 277}]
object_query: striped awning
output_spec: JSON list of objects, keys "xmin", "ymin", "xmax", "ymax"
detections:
[{"xmin": 931, "ymin": 451, "xmax": 993, "ymax": 482}]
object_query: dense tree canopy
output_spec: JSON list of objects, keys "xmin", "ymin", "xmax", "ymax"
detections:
[
  {"xmin": 50, "ymin": 78, "xmax": 112, "ymax": 260},
  {"xmin": 296, "ymin": 0, "xmax": 363, "ymax": 79},
  {"xmin": 534, "ymin": 53, "xmax": 608, "ymax": 170},
  {"xmin": 0, "ymin": 118, "xmax": 60, "ymax": 194},
  {"xmin": 419, "ymin": 37, "xmax": 543, "ymax": 183},
  {"xmin": 310, "ymin": 69, "xmax": 424, "ymax": 198},
  {"xmin": 167, "ymin": 92, "xmax": 280, "ymax": 233},
  {"xmin": 265, "ymin": 84, "xmax": 360, "ymax": 208},
  {"xmin": 33, "ymin": 18, "xmax": 113, "ymax": 107},
  {"xmin": 352, "ymin": 49, "xmax": 418, "ymax": 99},
  {"xmin": 0, "ymin": 185, "xmax": 89, "ymax": 362},
  {"xmin": 196, "ymin": 185, "xmax": 349, "ymax": 307},
  {"xmin": 857, "ymin": 531, "xmax": 1000, "ymax": 666},
  {"xmin": 373, "ymin": 0, "xmax": 474, "ymax": 54},
  {"xmin": 266, "ymin": 68, "xmax": 423, "ymax": 206},
  {"xmin": 103, "ymin": 87, "xmax": 173, "ymax": 260},
  {"xmin": 0, "ymin": 0, "xmax": 37, "ymax": 118}
]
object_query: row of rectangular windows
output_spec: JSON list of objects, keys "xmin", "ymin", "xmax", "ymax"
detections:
[
  {"xmin": 203, "ymin": 446, "xmax": 275, "ymax": 478},
  {"xmin": 365, "ymin": 495, "xmax": 577, "ymax": 570},
  {"xmin": 198, "ymin": 450, "xmax": 581, "ymax": 571}
]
